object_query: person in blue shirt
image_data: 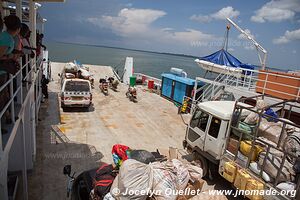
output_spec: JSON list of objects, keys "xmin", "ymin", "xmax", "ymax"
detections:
[{"xmin": 0, "ymin": 15, "xmax": 21, "ymax": 61}]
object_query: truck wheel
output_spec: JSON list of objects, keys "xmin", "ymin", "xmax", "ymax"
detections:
[{"xmin": 193, "ymin": 152, "xmax": 208, "ymax": 178}]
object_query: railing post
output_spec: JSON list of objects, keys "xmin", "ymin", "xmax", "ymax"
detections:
[
  {"xmin": 9, "ymin": 75, "xmax": 15, "ymax": 124},
  {"xmin": 29, "ymin": 0, "xmax": 37, "ymax": 77},
  {"xmin": 0, "ymin": 152, "xmax": 8, "ymax": 200},
  {"xmin": 16, "ymin": 0, "xmax": 23, "ymax": 104},
  {"xmin": 0, "ymin": 123, "xmax": 2, "ymax": 151},
  {"xmin": 21, "ymin": 119, "xmax": 28, "ymax": 200},
  {"xmin": 262, "ymin": 73, "xmax": 268, "ymax": 95},
  {"xmin": 192, "ymin": 78, "xmax": 198, "ymax": 112},
  {"xmin": 26, "ymin": 55, "xmax": 29, "ymax": 90},
  {"xmin": 248, "ymin": 72, "xmax": 253, "ymax": 90}
]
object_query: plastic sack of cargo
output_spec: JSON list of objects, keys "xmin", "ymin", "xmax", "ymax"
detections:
[
  {"xmin": 276, "ymin": 182, "xmax": 297, "ymax": 198},
  {"xmin": 171, "ymin": 159, "xmax": 190, "ymax": 190},
  {"xmin": 130, "ymin": 150, "xmax": 156, "ymax": 164},
  {"xmin": 258, "ymin": 119, "xmax": 287, "ymax": 146},
  {"xmin": 186, "ymin": 163, "xmax": 203, "ymax": 182},
  {"xmin": 276, "ymin": 182, "xmax": 296, "ymax": 193},
  {"xmin": 112, "ymin": 144, "xmax": 132, "ymax": 168},
  {"xmin": 256, "ymin": 99, "xmax": 267, "ymax": 110},
  {"xmin": 64, "ymin": 62, "xmax": 78, "ymax": 73},
  {"xmin": 258, "ymin": 152, "xmax": 295, "ymax": 183},
  {"xmin": 257, "ymin": 137, "xmax": 284, "ymax": 157},
  {"xmin": 235, "ymin": 122, "xmax": 256, "ymax": 140},
  {"xmin": 249, "ymin": 162, "xmax": 271, "ymax": 182},
  {"xmin": 65, "ymin": 73, "xmax": 76, "ymax": 79},
  {"xmin": 111, "ymin": 159, "xmax": 153, "ymax": 200},
  {"xmin": 244, "ymin": 112, "xmax": 259, "ymax": 125},
  {"xmin": 243, "ymin": 99, "xmax": 267, "ymax": 124},
  {"xmin": 79, "ymin": 68, "xmax": 91, "ymax": 79},
  {"xmin": 103, "ymin": 193, "xmax": 115, "ymax": 200},
  {"xmin": 150, "ymin": 161, "xmax": 177, "ymax": 200},
  {"xmin": 283, "ymin": 132, "xmax": 300, "ymax": 164}
]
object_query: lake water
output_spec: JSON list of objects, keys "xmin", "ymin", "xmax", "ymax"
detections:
[{"xmin": 46, "ymin": 42, "xmax": 205, "ymax": 79}]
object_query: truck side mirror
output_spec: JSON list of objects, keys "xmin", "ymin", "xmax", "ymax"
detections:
[{"xmin": 63, "ymin": 165, "xmax": 71, "ymax": 176}]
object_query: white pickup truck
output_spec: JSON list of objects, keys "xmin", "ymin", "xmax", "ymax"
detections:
[{"xmin": 61, "ymin": 79, "xmax": 92, "ymax": 109}]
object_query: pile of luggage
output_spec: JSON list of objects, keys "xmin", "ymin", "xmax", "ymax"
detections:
[{"xmin": 91, "ymin": 144, "xmax": 207, "ymax": 200}]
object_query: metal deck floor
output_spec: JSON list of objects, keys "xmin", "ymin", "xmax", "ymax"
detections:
[{"xmin": 27, "ymin": 62, "xmax": 190, "ymax": 199}]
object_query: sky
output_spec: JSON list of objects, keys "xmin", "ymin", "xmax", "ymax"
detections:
[{"xmin": 40, "ymin": 0, "xmax": 300, "ymax": 70}]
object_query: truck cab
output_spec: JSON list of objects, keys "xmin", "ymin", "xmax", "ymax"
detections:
[
  {"xmin": 183, "ymin": 101, "xmax": 249, "ymax": 176},
  {"xmin": 184, "ymin": 101, "xmax": 234, "ymax": 160}
]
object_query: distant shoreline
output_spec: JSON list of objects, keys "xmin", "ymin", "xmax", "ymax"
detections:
[
  {"xmin": 46, "ymin": 41, "xmax": 199, "ymax": 60},
  {"xmin": 45, "ymin": 41, "xmax": 295, "ymax": 72}
]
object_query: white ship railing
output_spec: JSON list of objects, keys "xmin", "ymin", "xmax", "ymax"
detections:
[
  {"xmin": 0, "ymin": 54, "xmax": 45, "ymax": 200},
  {"xmin": 192, "ymin": 67, "xmax": 300, "ymax": 108}
]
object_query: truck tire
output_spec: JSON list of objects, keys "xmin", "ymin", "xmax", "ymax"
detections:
[{"xmin": 193, "ymin": 152, "xmax": 208, "ymax": 178}]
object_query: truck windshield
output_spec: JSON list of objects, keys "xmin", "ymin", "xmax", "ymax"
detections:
[
  {"xmin": 65, "ymin": 81, "xmax": 90, "ymax": 92},
  {"xmin": 190, "ymin": 109, "xmax": 209, "ymax": 132}
]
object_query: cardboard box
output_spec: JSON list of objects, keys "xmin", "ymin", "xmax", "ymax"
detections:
[{"xmin": 157, "ymin": 147, "xmax": 179, "ymax": 160}]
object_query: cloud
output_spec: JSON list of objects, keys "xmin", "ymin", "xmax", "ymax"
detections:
[
  {"xmin": 190, "ymin": 6, "xmax": 240, "ymax": 23},
  {"xmin": 211, "ymin": 6, "xmax": 240, "ymax": 20},
  {"xmin": 292, "ymin": 50, "xmax": 297, "ymax": 54},
  {"xmin": 88, "ymin": 8, "xmax": 166, "ymax": 37},
  {"xmin": 251, "ymin": 0, "xmax": 300, "ymax": 23},
  {"xmin": 190, "ymin": 15, "xmax": 212, "ymax": 23},
  {"xmin": 87, "ymin": 7, "xmax": 217, "ymax": 46},
  {"xmin": 273, "ymin": 28, "xmax": 300, "ymax": 44}
]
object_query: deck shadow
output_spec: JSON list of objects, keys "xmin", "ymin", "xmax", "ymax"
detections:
[{"xmin": 27, "ymin": 91, "xmax": 104, "ymax": 199}]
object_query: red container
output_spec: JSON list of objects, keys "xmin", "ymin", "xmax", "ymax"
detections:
[{"xmin": 148, "ymin": 80, "xmax": 154, "ymax": 89}]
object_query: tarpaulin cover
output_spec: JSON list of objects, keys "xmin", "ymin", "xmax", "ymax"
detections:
[{"xmin": 200, "ymin": 49, "xmax": 255, "ymax": 70}]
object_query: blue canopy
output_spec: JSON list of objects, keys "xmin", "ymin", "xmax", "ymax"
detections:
[{"xmin": 200, "ymin": 49, "xmax": 255, "ymax": 70}]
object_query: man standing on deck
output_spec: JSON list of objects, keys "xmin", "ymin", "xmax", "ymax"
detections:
[{"xmin": 41, "ymin": 74, "xmax": 49, "ymax": 99}]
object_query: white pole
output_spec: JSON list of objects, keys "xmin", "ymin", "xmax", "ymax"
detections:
[
  {"xmin": 29, "ymin": 1, "xmax": 37, "ymax": 62},
  {"xmin": 16, "ymin": 0, "xmax": 23, "ymax": 105},
  {"xmin": 16, "ymin": 0, "xmax": 22, "ymax": 19},
  {"xmin": 21, "ymin": 119, "xmax": 28, "ymax": 200}
]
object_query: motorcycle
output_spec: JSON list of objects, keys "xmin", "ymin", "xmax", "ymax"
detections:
[
  {"xmin": 99, "ymin": 78, "xmax": 109, "ymax": 95},
  {"xmin": 63, "ymin": 165, "xmax": 97, "ymax": 200},
  {"xmin": 108, "ymin": 77, "xmax": 119, "ymax": 91},
  {"xmin": 126, "ymin": 86, "xmax": 137, "ymax": 102}
]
